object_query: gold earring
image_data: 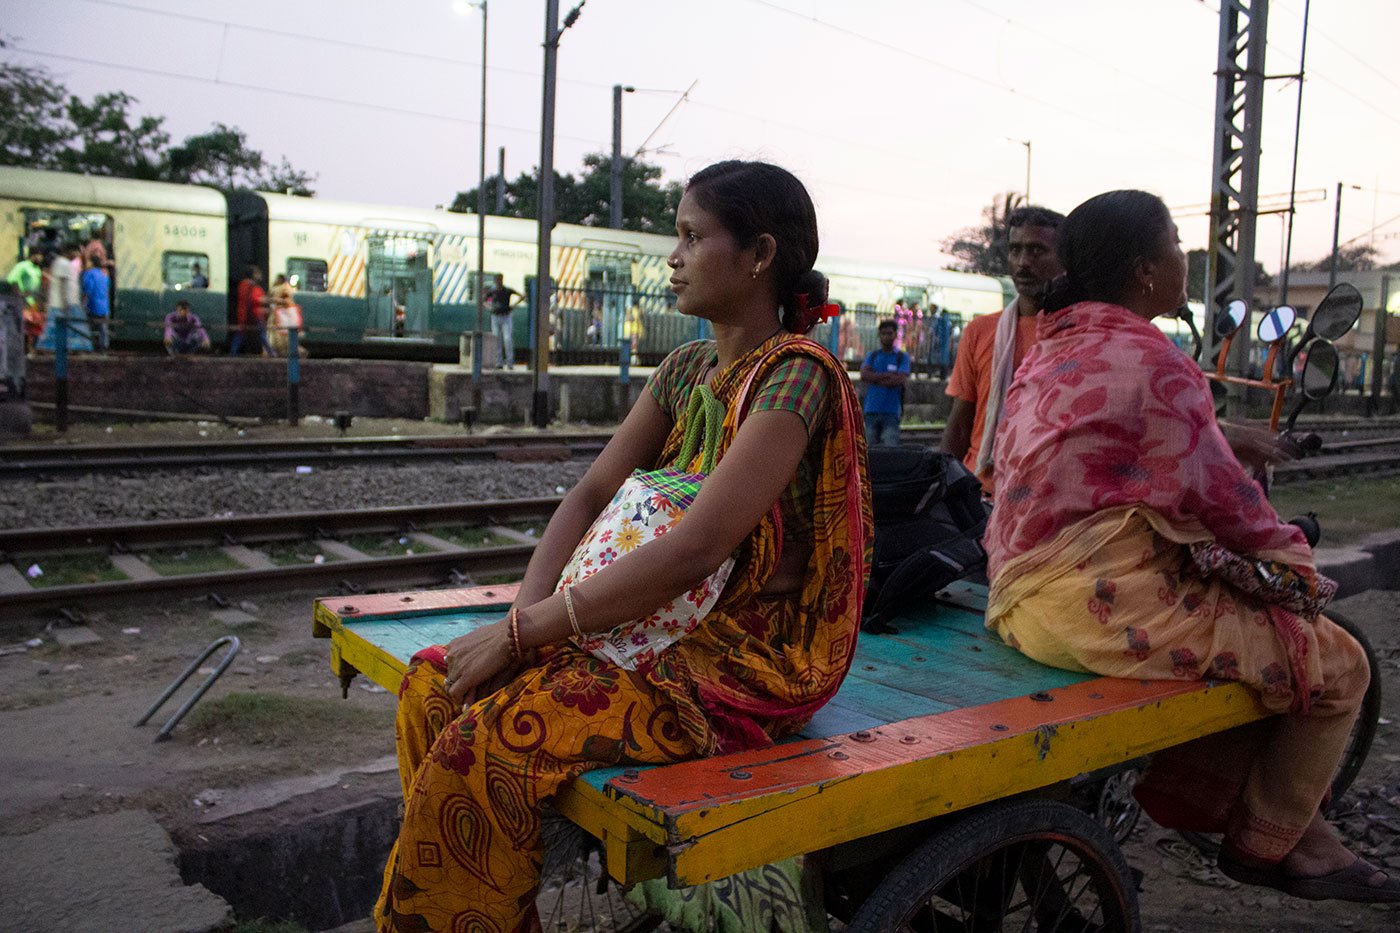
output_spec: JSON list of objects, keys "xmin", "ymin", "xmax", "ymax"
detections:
[{"xmin": 752, "ymin": 264, "xmax": 761, "ymax": 279}]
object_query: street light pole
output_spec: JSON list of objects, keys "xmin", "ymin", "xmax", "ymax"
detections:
[
  {"xmin": 1022, "ymin": 139, "xmax": 1032, "ymax": 203},
  {"xmin": 610, "ymin": 84, "xmax": 634, "ymax": 229},
  {"xmin": 533, "ymin": 0, "xmax": 585, "ymax": 428},
  {"xmin": 472, "ymin": 2, "xmax": 488, "ymax": 396},
  {"xmin": 1329, "ymin": 181, "xmax": 1343, "ymax": 291}
]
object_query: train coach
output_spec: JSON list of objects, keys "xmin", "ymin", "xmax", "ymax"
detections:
[{"xmin": 1, "ymin": 166, "xmax": 1007, "ymax": 363}]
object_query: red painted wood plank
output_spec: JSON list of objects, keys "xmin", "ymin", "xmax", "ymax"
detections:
[
  {"xmin": 319, "ymin": 583, "xmax": 521, "ymax": 620},
  {"xmin": 604, "ymin": 677, "xmax": 1253, "ymax": 815}
]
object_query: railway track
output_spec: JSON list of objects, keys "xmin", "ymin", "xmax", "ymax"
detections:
[
  {"xmin": 5, "ymin": 420, "xmax": 1400, "ymax": 616},
  {"xmin": 0, "ymin": 433, "xmax": 610, "ymax": 479},
  {"xmin": 0, "ymin": 497, "xmax": 561, "ymax": 615}
]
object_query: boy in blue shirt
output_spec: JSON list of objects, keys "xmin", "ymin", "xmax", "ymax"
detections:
[
  {"xmin": 80, "ymin": 255, "xmax": 111, "ymax": 351},
  {"xmin": 861, "ymin": 319, "xmax": 910, "ymax": 446}
]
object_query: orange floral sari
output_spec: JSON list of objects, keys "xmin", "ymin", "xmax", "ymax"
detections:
[{"xmin": 375, "ymin": 333, "xmax": 871, "ymax": 932}]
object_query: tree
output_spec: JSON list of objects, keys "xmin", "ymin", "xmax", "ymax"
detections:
[
  {"xmin": 1291, "ymin": 243, "xmax": 1380, "ymax": 274},
  {"xmin": 0, "ymin": 58, "xmax": 315, "ymax": 193},
  {"xmin": 450, "ymin": 152, "xmax": 682, "ymax": 233},
  {"xmin": 60, "ymin": 91, "xmax": 169, "ymax": 180},
  {"xmin": 0, "ymin": 60, "xmax": 72, "ymax": 169},
  {"xmin": 941, "ymin": 192, "xmax": 1024, "ymax": 275}
]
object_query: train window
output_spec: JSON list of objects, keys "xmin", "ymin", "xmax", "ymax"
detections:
[
  {"xmin": 21, "ymin": 208, "xmax": 111, "ymax": 261},
  {"xmin": 467, "ymin": 271, "xmax": 504, "ymax": 303},
  {"xmin": 855, "ymin": 302, "xmax": 876, "ymax": 313},
  {"xmin": 287, "ymin": 258, "xmax": 328, "ymax": 293},
  {"xmin": 162, "ymin": 251, "xmax": 210, "ymax": 289}
]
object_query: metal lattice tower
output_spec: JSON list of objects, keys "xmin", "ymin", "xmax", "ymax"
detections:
[{"xmin": 1206, "ymin": 0, "xmax": 1269, "ymax": 369}]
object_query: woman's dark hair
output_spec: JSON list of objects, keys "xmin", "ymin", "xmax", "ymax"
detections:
[
  {"xmin": 684, "ymin": 160, "xmax": 828, "ymax": 333},
  {"xmin": 1041, "ymin": 190, "xmax": 1173, "ymax": 313}
]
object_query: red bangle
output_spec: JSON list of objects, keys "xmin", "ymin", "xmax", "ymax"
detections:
[{"xmin": 508, "ymin": 607, "xmax": 524, "ymax": 662}]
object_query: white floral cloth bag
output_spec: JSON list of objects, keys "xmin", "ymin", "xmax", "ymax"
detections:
[{"xmin": 556, "ymin": 376, "xmax": 749, "ymax": 670}]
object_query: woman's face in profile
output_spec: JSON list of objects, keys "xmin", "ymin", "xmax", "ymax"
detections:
[
  {"xmin": 667, "ymin": 192, "xmax": 747, "ymax": 319},
  {"xmin": 1153, "ymin": 221, "xmax": 1189, "ymax": 317}
]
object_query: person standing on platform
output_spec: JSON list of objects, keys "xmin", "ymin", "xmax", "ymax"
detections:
[
  {"xmin": 485, "ymin": 273, "xmax": 522, "ymax": 369},
  {"xmin": 164, "ymin": 299, "xmax": 211, "ymax": 354},
  {"xmin": 230, "ymin": 265, "xmax": 274, "ymax": 356},
  {"xmin": 929, "ymin": 304, "xmax": 953, "ymax": 379},
  {"xmin": 6, "ymin": 249, "xmax": 45, "ymax": 353},
  {"xmin": 81, "ymin": 255, "xmax": 111, "ymax": 351},
  {"xmin": 861, "ymin": 318, "xmax": 910, "ymax": 446},
  {"xmin": 36, "ymin": 243, "xmax": 94, "ymax": 353},
  {"xmin": 943, "ymin": 206, "xmax": 1064, "ymax": 495}
]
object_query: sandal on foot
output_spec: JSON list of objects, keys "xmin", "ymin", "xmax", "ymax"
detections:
[
  {"xmin": 1215, "ymin": 855, "xmax": 1292, "ymax": 895},
  {"xmin": 1284, "ymin": 858, "xmax": 1400, "ymax": 903}
]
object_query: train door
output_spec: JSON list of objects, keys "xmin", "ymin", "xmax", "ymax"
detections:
[
  {"xmin": 585, "ymin": 253, "xmax": 634, "ymax": 349},
  {"xmin": 366, "ymin": 235, "xmax": 432, "ymax": 338}
]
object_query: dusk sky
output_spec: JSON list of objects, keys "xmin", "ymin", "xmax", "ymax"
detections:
[{"xmin": 8, "ymin": 0, "xmax": 1400, "ymax": 272}]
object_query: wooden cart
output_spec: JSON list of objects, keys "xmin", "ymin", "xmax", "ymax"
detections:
[{"xmin": 314, "ymin": 581, "xmax": 1269, "ymax": 931}]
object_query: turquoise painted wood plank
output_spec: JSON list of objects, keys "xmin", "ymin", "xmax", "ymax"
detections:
[
  {"xmin": 853, "ymin": 633, "xmax": 1092, "ymax": 707},
  {"xmin": 801, "ymin": 701, "xmax": 885, "ymax": 738},
  {"xmin": 821, "ymin": 674, "xmax": 960, "ymax": 724},
  {"xmin": 345, "ymin": 609, "xmax": 505, "ymax": 663}
]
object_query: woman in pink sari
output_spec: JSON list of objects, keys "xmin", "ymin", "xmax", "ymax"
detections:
[{"xmin": 984, "ymin": 190, "xmax": 1396, "ymax": 903}]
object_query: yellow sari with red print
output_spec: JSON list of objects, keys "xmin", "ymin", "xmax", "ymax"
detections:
[{"xmin": 375, "ymin": 332, "xmax": 871, "ymax": 932}]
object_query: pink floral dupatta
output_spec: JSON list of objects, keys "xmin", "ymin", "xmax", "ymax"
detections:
[{"xmin": 984, "ymin": 301, "xmax": 1315, "ymax": 581}]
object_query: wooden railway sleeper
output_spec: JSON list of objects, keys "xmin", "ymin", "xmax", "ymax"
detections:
[{"xmin": 135, "ymin": 635, "xmax": 240, "ymax": 742}]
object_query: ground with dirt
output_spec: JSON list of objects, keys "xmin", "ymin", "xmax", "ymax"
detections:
[
  {"xmin": 1, "ymin": 585, "xmax": 1396, "ymax": 931},
  {"xmin": 2, "ymin": 416, "xmax": 1397, "ymax": 931}
]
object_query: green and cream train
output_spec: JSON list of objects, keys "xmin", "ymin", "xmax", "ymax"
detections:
[{"xmin": 1, "ymin": 166, "xmax": 1007, "ymax": 362}]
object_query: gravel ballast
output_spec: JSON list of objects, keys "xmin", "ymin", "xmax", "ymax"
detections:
[{"xmin": 1, "ymin": 460, "xmax": 592, "ymax": 529}]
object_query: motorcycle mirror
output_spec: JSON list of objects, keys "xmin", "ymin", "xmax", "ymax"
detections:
[
  {"xmin": 1308, "ymin": 282, "xmax": 1363, "ymax": 341},
  {"xmin": 1214, "ymin": 299, "xmax": 1249, "ymax": 340},
  {"xmin": 1256, "ymin": 304, "xmax": 1296, "ymax": 344},
  {"xmin": 1299, "ymin": 340, "xmax": 1339, "ymax": 399}
]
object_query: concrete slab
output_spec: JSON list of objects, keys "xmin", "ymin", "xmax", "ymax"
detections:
[
  {"xmin": 0, "ymin": 562, "xmax": 32, "ymax": 595},
  {"xmin": 51, "ymin": 625, "xmax": 103, "ymax": 648},
  {"xmin": 209, "ymin": 607, "xmax": 258, "ymax": 627},
  {"xmin": 219, "ymin": 544, "xmax": 277, "ymax": 571},
  {"xmin": 196, "ymin": 755, "xmax": 398, "ymax": 824},
  {"xmin": 110, "ymin": 553, "xmax": 162, "ymax": 581},
  {"xmin": 408, "ymin": 531, "xmax": 466, "ymax": 553},
  {"xmin": 318, "ymin": 540, "xmax": 371, "ymax": 561},
  {"xmin": 488, "ymin": 525, "xmax": 540, "ymax": 545},
  {"xmin": 0, "ymin": 809, "xmax": 231, "ymax": 933}
]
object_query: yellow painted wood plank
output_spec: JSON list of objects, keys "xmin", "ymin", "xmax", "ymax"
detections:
[{"xmin": 663, "ymin": 683, "xmax": 1266, "ymax": 886}]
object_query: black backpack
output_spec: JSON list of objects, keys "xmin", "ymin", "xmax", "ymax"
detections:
[{"xmin": 862, "ymin": 445, "xmax": 989, "ymax": 634}]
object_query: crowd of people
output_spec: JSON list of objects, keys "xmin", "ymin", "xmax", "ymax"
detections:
[{"xmin": 3, "ymin": 244, "xmax": 305, "ymax": 360}]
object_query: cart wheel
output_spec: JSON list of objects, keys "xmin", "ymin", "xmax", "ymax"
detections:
[
  {"xmin": 1095, "ymin": 767, "xmax": 1144, "ymax": 845},
  {"xmin": 848, "ymin": 799, "xmax": 1139, "ymax": 932},
  {"xmin": 536, "ymin": 810, "xmax": 662, "ymax": 933},
  {"xmin": 1326, "ymin": 609, "xmax": 1381, "ymax": 807}
]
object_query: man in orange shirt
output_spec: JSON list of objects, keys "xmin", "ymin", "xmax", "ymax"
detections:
[{"xmin": 943, "ymin": 206, "xmax": 1064, "ymax": 494}]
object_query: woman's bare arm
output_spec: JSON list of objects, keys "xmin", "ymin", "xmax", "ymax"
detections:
[{"xmin": 511, "ymin": 391, "xmax": 672, "ymax": 608}]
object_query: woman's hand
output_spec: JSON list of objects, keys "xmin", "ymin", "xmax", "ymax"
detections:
[
  {"xmin": 443, "ymin": 620, "xmax": 514, "ymax": 706},
  {"xmin": 1221, "ymin": 421, "xmax": 1300, "ymax": 472}
]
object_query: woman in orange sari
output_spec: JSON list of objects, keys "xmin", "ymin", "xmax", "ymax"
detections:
[
  {"xmin": 984, "ymin": 189, "xmax": 1396, "ymax": 903},
  {"xmin": 375, "ymin": 160, "xmax": 872, "ymax": 932}
]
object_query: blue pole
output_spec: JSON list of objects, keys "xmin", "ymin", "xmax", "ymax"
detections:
[
  {"xmin": 287, "ymin": 327, "xmax": 300, "ymax": 425},
  {"xmin": 54, "ymin": 315, "xmax": 69, "ymax": 432},
  {"xmin": 827, "ymin": 316, "xmax": 840, "ymax": 356},
  {"xmin": 526, "ymin": 279, "xmax": 538, "ymax": 365}
]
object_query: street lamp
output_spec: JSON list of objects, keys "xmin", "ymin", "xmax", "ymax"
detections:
[
  {"xmin": 1006, "ymin": 138, "xmax": 1031, "ymax": 202},
  {"xmin": 454, "ymin": 0, "xmax": 489, "ymax": 391},
  {"xmin": 610, "ymin": 84, "xmax": 635, "ymax": 229}
]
